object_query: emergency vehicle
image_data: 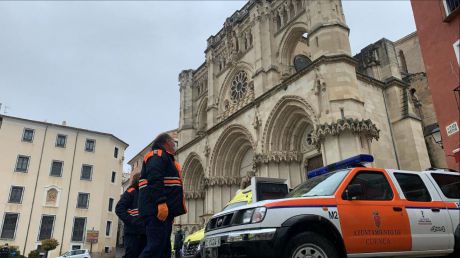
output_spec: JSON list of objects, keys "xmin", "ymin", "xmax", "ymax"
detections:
[
  {"xmin": 182, "ymin": 178, "xmax": 288, "ymax": 258},
  {"xmin": 203, "ymin": 155, "xmax": 460, "ymax": 258}
]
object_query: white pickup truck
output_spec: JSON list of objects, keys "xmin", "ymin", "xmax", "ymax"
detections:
[{"xmin": 203, "ymin": 155, "xmax": 460, "ymax": 258}]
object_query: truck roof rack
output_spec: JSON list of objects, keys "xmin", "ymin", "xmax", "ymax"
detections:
[{"xmin": 307, "ymin": 154, "xmax": 374, "ymax": 179}]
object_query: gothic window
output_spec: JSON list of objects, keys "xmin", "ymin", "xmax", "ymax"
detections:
[
  {"xmin": 244, "ymin": 34, "xmax": 249, "ymax": 50},
  {"xmin": 230, "ymin": 71, "xmax": 249, "ymax": 102}
]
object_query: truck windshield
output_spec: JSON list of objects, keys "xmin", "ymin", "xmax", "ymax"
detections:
[{"xmin": 287, "ymin": 169, "xmax": 349, "ymax": 198}]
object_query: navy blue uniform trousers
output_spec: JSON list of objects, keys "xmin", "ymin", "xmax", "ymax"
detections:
[
  {"xmin": 123, "ymin": 234, "xmax": 146, "ymax": 258},
  {"xmin": 139, "ymin": 216, "xmax": 173, "ymax": 258}
]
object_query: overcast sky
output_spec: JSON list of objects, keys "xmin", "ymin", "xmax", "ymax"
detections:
[{"xmin": 0, "ymin": 1, "xmax": 416, "ymax": 171}]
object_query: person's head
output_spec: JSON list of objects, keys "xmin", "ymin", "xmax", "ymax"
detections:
[
  {"xmin": 130, "ymin": 173, "xmax": 141, "ymax": 189},
  {"xmin": 152, "ymin": 133, "xmax": 177, "ymax": 154},
  {"xmin": 4, "ymin": 244, "xmax": 8, "ymax": 247}
]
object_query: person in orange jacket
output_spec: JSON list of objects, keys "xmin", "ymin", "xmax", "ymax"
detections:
[
  {"xmin": 115, "ymin": 173, "xmax": 146, "ymax": 258},
  {"xmin": 138, "ymin": 133, "xmax": 187, "ymax": 258}
]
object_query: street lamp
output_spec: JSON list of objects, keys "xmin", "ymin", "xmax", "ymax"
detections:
[
  {"xmin": 454, "ymin": 86, "xmax": 460, "ymax": 112},
  {"xmin": 429, "ymin": 127, "xmax": 443, "ymax": 148}
]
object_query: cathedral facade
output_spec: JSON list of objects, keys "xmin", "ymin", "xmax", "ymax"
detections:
[{"xmin": 176, "ymin": 0, "xmax": 430, "ymax": 232}]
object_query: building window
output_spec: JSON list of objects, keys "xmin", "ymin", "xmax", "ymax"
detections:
[
  {"xmin": 56, "ymin": 134, "xmax": 67, "ymax": 148},
  {"xmin": 111, "ymin": 171, "xmax": 116, "ymax": 183},
  {"xmin": 71, "ymin": 217, "xmax": 86, "ymax": 242},
  {"xmin": 80, "ymin": 165, "xmax": 92, "ymax": 181},
  {"xmin": 38, "ymin": 215, "xmax": 55, "ymax": 241},
  {"xmin": 105, "ymin": 221, "xmax": 112, "ymax": 236},
  {"xmin": 394, "ymin": 173, "xmax": 431, "ymax": 202},
  {"xmin": 108, "ymin": 198, "xmax": 114, "ymax": 212},
  {"xmin": 8, "ymin": 186, "xmax": 24, "ymax": 204},
  {"xmin": 50, "ymin": 161, "xmax": 63, "ymax": 177},
  {"xmin": 85, "ymin": 139, "xmax": 95, "ymax": 152},
  {"xmin": 77, "ymin": 193, "xmax": 90, "ymax": 209},
  {"xmin": 15, "ymin": 155, "xmax": 30, "ymax": 172},
  {"xmin": 114, "ymin": 147, "xmax": 119, "ymax": 158},
  {"xmin": 443, "ymin": 0, "xmax": 460, "ymax": 16},
  {"xmin": 230, "ymin": 71, "xmax": 249, "ymax": 102},
  {"xmin": 0, "ymin": 213, "xmax": 19, "ymax": 240},
  {"xmin": 454, "ymin": 39, "xmax": 460, "ymax": 66},
  {"xmin": 104, "ymin": 247, "xmax": 110, "ymax": 254},
  {"xmin": 22, "ymin": 128, "xmax": 34, "ymax": 142}
]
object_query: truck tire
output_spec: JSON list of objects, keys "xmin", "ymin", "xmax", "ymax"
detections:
[{"xmin": 284, "ymin": 232, "xmax": 340, "ymax": 258}]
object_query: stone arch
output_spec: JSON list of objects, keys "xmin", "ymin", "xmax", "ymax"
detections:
[
  {"xmin": 210, "ymin": 124, "xmax": 255, "ymax": 179},
  {"xmin": 217, "ymin": 62, "xmax": 255, "ymax": 113},
  {"xmin": 278, "ymin": 22, "xmax": 311, "ymax": 75},
  {"xmin": 182, "ymin": 152, "xmax": 206, "ymax": 195},
  {"xmin": 262, "ymin": 95, "xmax": 318, "ymax": 152},
  {"xmin": 196, "ymin": 97, "xmax": 208, "ymax": 132}
]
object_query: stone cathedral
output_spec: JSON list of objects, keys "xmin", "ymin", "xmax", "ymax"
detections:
[{"xmin": 176, "ymin": 0, "xmax": 430, "ymax": 232}]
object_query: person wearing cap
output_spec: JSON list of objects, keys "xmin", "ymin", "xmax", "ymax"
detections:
[
  {"xmin": 115, "ymin": 173, "xmax": 146, "ymax": 258},
  {"xmin": 138, "ymin": 133, "xmax": 187, "ymax": 258}
]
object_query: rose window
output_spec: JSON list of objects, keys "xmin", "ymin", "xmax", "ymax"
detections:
[{"xmin": 231, "ymin": 71, "xmax": 249, "ymax": 102}]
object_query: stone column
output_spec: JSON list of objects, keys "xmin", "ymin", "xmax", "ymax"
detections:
[{"xmin": 178, "ymin": 70, "xmax": 195, "ymax": 145}]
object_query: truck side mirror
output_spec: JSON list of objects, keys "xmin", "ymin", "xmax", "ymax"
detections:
[{"xmin": 343, "ymin": 184, "xmax": 363, "ymax": 200}]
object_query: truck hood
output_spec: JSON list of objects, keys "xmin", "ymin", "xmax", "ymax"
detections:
[{"xmin": 212, "ymin": 196, "xmax": 336, "ymax": 217}]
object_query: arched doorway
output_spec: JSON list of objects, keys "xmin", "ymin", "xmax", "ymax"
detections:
[
  {"xmin": 182, "ymin": 153, "xmax": 205, "ymax": 229},
  {"xmin": 262, "ymin": 96, "xmax": 321, "ymax": 188},
  {"xmin": 209, "ymin": 125, "xmax": 255, "ymax": 212}
]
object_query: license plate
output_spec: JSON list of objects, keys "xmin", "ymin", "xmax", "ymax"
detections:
[{"xmin": 205, "ymin": 237, "xmax": 221, "ymax": 248}]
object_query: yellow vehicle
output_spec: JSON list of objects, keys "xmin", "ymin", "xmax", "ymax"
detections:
[
  {"xmin": 182, "ymin": 188, "xmax": 253, "ymax": 258},
  {"xmin": 182, "ymin": 177, "xmax": 289, "ymax": 258}
]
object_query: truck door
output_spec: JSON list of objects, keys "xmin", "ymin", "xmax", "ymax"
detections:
[
  {"xmin": 337, "ymin": 169, "xmax": 412, "ymax": 254},
  {"xmin": 393, "ymin": 172, "xmax": 452, "ymax": 251}
]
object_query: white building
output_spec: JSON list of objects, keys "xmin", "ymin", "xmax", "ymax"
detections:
[{"xmin": 0, "ymin": 115, "xmax": 128, "ymax": 258}]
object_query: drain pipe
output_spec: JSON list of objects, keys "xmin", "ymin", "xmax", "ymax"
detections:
[
  {"xmin": 23, "ymin": 125, "xmax": 48, "ymax": 255},
  {"xmin": 59, "ymin": 130, "xmax": 79, "ymax": 254},
  {"xmin": 382, "ymin": 89, "xmax": 401, "ymax": 169}
]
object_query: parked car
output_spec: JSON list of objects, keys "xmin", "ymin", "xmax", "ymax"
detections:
[
  {"xmin": 56, "ymin": 249, "xmax": 91, "ymax": 258},
  {"xmin": 203, "ymin": 154, "xmax": 460, "ymax": 258}
]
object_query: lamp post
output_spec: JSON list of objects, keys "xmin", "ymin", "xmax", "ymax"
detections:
[
  {"xmin": 430, "ymin": 127, "xmax": 443, "ymax": 149},
  {"xmin": 454, "ymin": 86, "xmax": 460, "ymax": 112}
]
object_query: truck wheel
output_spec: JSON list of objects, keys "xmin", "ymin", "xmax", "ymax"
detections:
[{"xmin": 285, "ymin": 232, "xmax": 339, "ymax": 258}]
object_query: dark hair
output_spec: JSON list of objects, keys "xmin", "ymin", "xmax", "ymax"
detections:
[
  {"xmin": 152, "ymin": 133, "xmax": 173, "ymax": 148},
  {"xmin": 130, "ymin": 173, "xmax": 141, "ymax": 189}
]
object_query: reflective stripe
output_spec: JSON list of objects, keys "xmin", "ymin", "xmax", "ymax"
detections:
[
  {"xmin": 164, "ymin": 177, "xmax": 180, "ymax": 180},
  {"xmin": 139, "ymin": 179, "xmax": 148, "ymax": 187},
  {"xmin": 129, "ymin": 214, "xmax": 139, "ymax": 217},
  {"xmin": 164, "ymin": 179, "xmax": 182, "ymax": 184},
  {"xmin": 165, "ymin": 184, "xmax": 182, "ymax": 187},
  {"xmin": 139, "ymin": 185, "xmax": 147, "ymax": 189}
]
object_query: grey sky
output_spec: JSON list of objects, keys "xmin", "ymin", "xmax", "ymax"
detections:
[{"xmin": 0, "ymin": 1, "xmax": 416, "ymax": 171}]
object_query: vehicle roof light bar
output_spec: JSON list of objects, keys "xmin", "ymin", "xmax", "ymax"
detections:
[{"xmin": 307, "ymin": 154, "xmax": 374, "ymax": 179}]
